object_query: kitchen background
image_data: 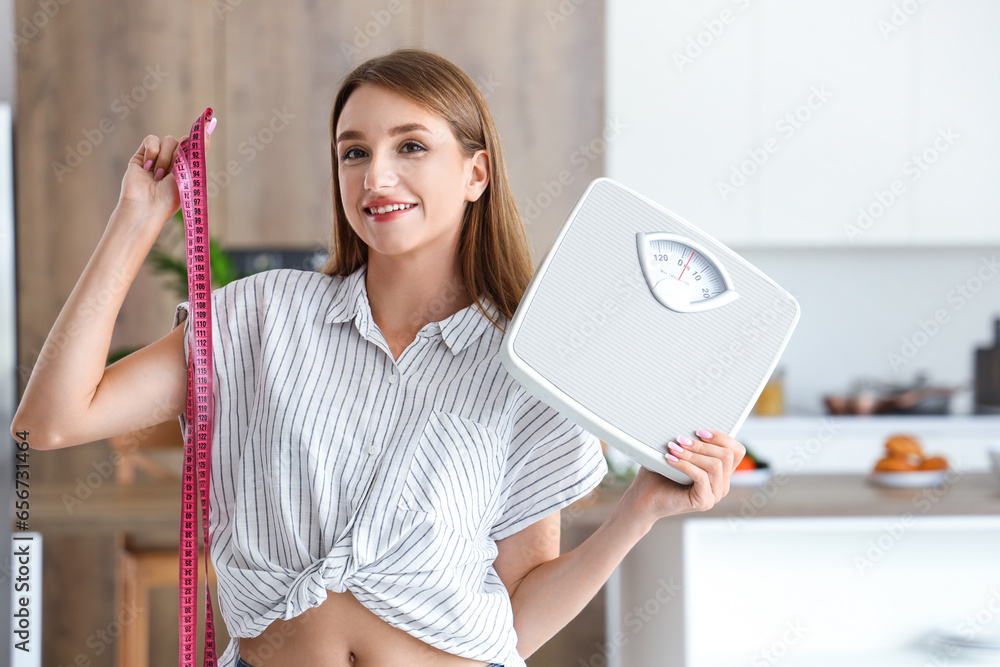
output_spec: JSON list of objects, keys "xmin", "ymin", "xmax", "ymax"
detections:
[{"xmin": 4, "ymin": 0, "xmax": 1000, "ymax": 666}]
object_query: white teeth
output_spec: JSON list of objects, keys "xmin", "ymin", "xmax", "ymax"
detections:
[{"xmin": 367, "ymin": 203, "xmax": 414, "ymax": 215}]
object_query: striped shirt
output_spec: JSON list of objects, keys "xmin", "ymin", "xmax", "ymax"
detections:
[{"xmin": 173, "ymin": 262, "xmax": 609, "ymax": 667}]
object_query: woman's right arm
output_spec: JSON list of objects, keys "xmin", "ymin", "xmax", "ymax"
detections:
[{"xmin": 10, "ymin": 124, "xmax": 215, "ymax": 450}]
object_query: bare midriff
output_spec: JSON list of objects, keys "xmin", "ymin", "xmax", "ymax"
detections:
[{"xmin": 237, "ymin": 588, "xmax": 496, "ymax": 667}]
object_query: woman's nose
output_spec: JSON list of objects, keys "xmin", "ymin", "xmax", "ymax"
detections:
[{"xmin": 364, "ymin": 150, "xmax": 397, "ymax": 190}]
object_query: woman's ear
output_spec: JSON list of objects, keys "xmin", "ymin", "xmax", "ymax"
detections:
[{"xmin": 465, "ymin": 149, "xmax": 490, "ymax": 202}]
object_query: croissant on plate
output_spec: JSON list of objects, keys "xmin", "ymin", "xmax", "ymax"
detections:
[{"xmin": 873, "ymin": 433, "xmax": 948, "ymax": 473}]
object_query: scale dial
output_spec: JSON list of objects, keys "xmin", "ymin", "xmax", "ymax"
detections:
[{"xmin": 636, "ymin": 232, "xmax": 739, "ymax": 313}]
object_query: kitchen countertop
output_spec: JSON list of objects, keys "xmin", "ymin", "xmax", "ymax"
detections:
[
  {"xmin": 18, "ymin": 472, "xmax": 1000, "ymax": 536},
  {"xmin": 566, "ymin": 471, "xmax": 1000, "ymax": 531},
  {"xmin": 17, "ymin": 479, "xmax": 184, "ymax": 535}
]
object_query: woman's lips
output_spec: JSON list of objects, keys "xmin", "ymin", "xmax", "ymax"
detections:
[{"xmin": 364, "ymin": 203, "xmax": 417, "ymax": 222}]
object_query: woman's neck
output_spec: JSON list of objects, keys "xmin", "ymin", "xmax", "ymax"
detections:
[{"xmin": 364, "ymin": 251, "xmax": 473, "ymax": 338}]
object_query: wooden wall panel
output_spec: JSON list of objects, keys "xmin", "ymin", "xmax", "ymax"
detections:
[
  {"xmin": 422, "ymin": 0, "xmax": 607, "ymax": 264},
  {"xmin": 221, "ymin": 1, "xmax": 423, "ymax": 249},
  {"xmin": 15, "ymin": 0, "xmax": 220, "ymax": 481}
]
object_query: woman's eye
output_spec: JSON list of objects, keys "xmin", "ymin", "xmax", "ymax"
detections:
[
  {"xmin": 341, "ymin": 147, "xmax": 366, "ymax": 161},
  {"xmin": 400, "ymin": 141, "xmax": 426, "ymax": 154}
]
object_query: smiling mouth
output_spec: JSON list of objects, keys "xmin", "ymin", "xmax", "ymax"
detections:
[{"xmin": 365, "ymin": 203, "xmax": 416, "ymax": 215}]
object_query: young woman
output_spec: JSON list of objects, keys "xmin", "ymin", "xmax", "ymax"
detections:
[{"xmin": 12, "ymin": 49, "xmax": 746, "ymax": 667}]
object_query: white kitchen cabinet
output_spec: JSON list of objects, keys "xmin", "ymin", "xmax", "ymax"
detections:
[
  {"xmin": 756, "ymin": 0, "xmax": 913, "ymax": 245},
  {"xmin": 606, "ymin": 0, "xmax": 1000, "ymax": 246},
  {"xmin": 610, "ymin": 474, "xmax": 1000, "ymax": 666},
  {"xmin": 606, "ymin": 0, "xmax": 757, "ymax": 244},
  {"xmin": 912, "ymin": 1, "xmax": 1000, "ymax": 244}
]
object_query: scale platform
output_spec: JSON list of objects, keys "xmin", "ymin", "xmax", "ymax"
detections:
[{"xmin": 499, "ymin": 178, "xmax": 800, "ymax": 485}]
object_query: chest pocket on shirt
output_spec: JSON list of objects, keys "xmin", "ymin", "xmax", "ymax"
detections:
[{"xmin": 397, "ymin": 410, "xmax": 506, "ymax": 541}]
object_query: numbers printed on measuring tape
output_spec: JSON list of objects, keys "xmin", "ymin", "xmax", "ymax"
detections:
[{"xmin": 174, "ymin": 107, "xmax": 218, "ymax": 667}]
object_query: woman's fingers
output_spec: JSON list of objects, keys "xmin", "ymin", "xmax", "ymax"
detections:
[
  {"xmin": 131, "ymin": 134, "xmax": 157, "ymax": 171},
  {"xmin": 669, "ymin": 446, "xmax": 727, "ymax": 500},
  {"xmin": 663, "ymin": 455, "xmax": 720, "ymax": 511},
  {"xmin": 134, "ymin": 117, "xmax": 215, "ymax": 182},
  {"xmin": 150, "ymin": 135, "xmax": 180, "ymax": 181},
  {"xmin": 131, "ymin": 134, "xmax": 176, "ymax": 182},
  {"xmin": 681, "ymin": 430, "xmax": 745, "ymax": 470},
  {"xmin": 664, "ymin": 430, "xmax": 746, "ymax": 505}
]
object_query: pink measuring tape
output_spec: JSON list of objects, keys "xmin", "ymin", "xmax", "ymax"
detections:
[{"xmin": 173, "ymin": 106, "xmax": 217, "ymax": 667}]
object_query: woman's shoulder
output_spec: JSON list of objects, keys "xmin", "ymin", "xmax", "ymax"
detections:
[{"xmin": 215, "ymin": 268, "xmax": 342, "ymax": 303}]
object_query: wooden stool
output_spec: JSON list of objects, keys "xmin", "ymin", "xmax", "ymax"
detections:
[
  {"xmin": 111, "ymin": 419, "xmax": 227, "ymax": 666},
  {"xmin": 115, "ymin": 532, "xmax": 222, "ymax": 667},
  {"xmin": 109, "ymin": 418, "xmax": 185, "ymax": 485}
]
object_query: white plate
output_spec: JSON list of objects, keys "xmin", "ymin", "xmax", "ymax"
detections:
[
  {"xmin": 868, "ymin": 470, "xmax": 948, "ymax": 488},
  {"xmin": 729, "ymin": 467, "xmax": 774, "ymax": 487}
]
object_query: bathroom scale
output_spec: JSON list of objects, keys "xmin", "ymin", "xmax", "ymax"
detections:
[{"xmin": 499, "ymin": 178, "xmax": 800, "ymax": 485}]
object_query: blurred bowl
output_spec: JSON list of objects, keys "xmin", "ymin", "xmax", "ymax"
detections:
[
  {"xmin": 823, "ymin": 387, "xmax": 955, "ymax": 415},
  {"xmin": 989, "ymin": 444, "xmax": 1000, "ymax": 483}
]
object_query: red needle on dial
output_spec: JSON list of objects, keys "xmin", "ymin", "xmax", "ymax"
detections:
[{"xmin": 678, "ymin": 251, "xmax": 694, "ymax": 280}]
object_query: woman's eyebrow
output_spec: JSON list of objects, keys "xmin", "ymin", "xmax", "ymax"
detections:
[{"xmin": 336, "ymin": 123, "xmax": 431, "ymax": 144}]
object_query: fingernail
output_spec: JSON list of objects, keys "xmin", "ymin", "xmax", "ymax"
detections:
[
  {"xmin": 666, "ymin": 453, "xmax": 679, "ymax": 462},
  {"xmin": 207, "ymin": 117, "xmax": 218, "ymax": 135},
  {"xmin": 698, "ymin": 429, "xmax": 713, "ymax": 439},
  {"xmin": 667, "ymin": 441, "xmax": 684, "ymax": 454},
  {"xmin": 154, "ymin": 167, "xmax": 164, "ymax": 181},
  {"xmin": 144, "ymin": 159, "xmax": 153, "ymax": 171},
  {"xmin": 678, "ymin": 436, "xmax": 693, "ymax": 446}
]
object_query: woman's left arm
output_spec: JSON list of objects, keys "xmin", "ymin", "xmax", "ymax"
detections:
[{"xmin": 494, "ymin": 429, "xmax": 746, "ymax": 658}]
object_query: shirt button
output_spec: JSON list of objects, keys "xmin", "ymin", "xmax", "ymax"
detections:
[
  {"xmin": 367, "ymin": 444, "xmax": 380, "ymax": 455},
  {"xmin": 388, "ymin": 371, "xmax": 398, "ymax": 384}
]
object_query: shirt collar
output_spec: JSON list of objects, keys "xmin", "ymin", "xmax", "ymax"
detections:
[{"xmin": 324, "ymin": 263, "xmax": 505, "ymax": 355}]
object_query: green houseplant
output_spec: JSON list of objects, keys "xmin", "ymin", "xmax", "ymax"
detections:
[{"xmin": 106, "ymin": 210, "xmax": 243, "ymax": 364}]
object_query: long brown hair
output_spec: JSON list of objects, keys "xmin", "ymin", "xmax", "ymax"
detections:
[{"xmin": 318, "ymin": 48, "xmax": 535, "ymax": 333}]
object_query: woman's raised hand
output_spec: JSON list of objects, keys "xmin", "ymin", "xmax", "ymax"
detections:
[
  {"xmin": 118, "ymin": 116, "xmax": 217, "ymax": 223},
  {"xmin": 624, "ymin": 429, "xmax": 747, "ymax": 525}
]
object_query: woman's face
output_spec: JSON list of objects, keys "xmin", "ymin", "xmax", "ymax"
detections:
[{"xmin": 335, "ymin": 83, "xmax": 488, "ymax": 262}]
